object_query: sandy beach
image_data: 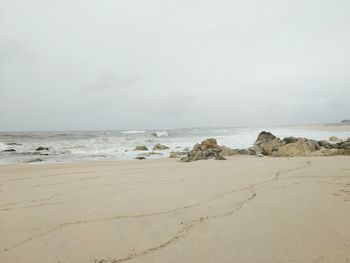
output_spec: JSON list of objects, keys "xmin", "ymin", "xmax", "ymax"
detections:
[{"xmin": 0, "ymin": 156, "xmax": 349, "ymax": 263}]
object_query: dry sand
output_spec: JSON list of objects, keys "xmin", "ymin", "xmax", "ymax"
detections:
[{"xmin": 0, "ymin": 156, "xmax": 350, "ymax": 263}]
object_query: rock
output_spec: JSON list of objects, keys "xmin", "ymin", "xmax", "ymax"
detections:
[
  {"xmin": 3, "ymin": 148, "xmax": 16, "ymax": 152},
  {"xmin": 253, "ymin": 131, "xmax": 283, "ymax": 156},
  {"xmin": 256, "ymin": 153, "xmax": 264, "ymax": 157},
  {"xmin": 329, "ymin": 136, "xmax": 341, "ymax": 142},
  {"xmin": 180, "ymin": 138, "xmax": 236, "ymax": 162},
  {"xmin": 338, "ymin": 142, "xmax": 350, "ymax": 149},
  {"xmin": 276, "ymin": 138, "xmax": 320, "ymax": 157},
  {"xmin": 219, "ymin": 146, "xmax": 238, "ymax": 157},
  {"xmin": 318, "ymin": 140, "xmax": 336, "ymax": 149},
  {"xmin": 152, "ymin": 144, "xmax": 169, "ymax": 150},
  {"xmin": 134, "ymin": 156, "xmax": 146, "ymax": 160},
  {"xmin": 251, "ymin": 131, "xmax": 337, "ymax": 157},
  {"xmin": 36, "ymin": 146, "xmax": 49, "ymax": 151},
  {"xmin": 27, "ymin": 158, "xmax": 43, "ymax": 163},
  {"xmin": 133, "ymin": 146, "xmax": 148, "ymax": 151}
]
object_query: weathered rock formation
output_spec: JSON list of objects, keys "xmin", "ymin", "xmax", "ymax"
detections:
[
  {"xmin": 180, "ymin": 138, "xmax": 238, "ymax": 162},
  {"xmin": 252, "ymin": 131, "xmax": 350, "ymax": 157}
]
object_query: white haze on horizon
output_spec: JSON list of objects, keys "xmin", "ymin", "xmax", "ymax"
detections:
[{"xmin": 1, "ymin": 0, "xmax": 350, "ymax": 131}]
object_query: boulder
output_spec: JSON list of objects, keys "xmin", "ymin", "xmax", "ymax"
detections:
[
  {"xmin": 318, "ymin": 140, "xmax": 337, "ymax": 149},
  {"xmin": 135, "ymin": 156, "xmax": 146, "ymax": 160},
  {"xmin": 219, "ymin": 146, "xmax": 239, "ymax": 157},
  {"xmin": 253, "ymin": 131, "xmax": 283, "ymax": 155},
  {"xmin": 152, "ymin": 144, "xmax": 169, "ymax": 150},
  {"xmin": 133, "ymin": 146, "xmax": 148, "ymax": 151},
  {"xmin": 277, "ymin": 138, "xmax": 320, "ymax": 157},
  {"xmin": 338, "ymin": 141, "xmax": 350, "ymax": 149}
]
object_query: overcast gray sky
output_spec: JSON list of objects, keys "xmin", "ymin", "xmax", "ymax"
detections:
[{"xmin": 1, "ymin": 0, "xmax": 349, "ymax": 131}]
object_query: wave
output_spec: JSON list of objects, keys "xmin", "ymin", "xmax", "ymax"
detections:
[{"xmin": 121, "ymin": 130, "xmax": 146, "ymax": 134}]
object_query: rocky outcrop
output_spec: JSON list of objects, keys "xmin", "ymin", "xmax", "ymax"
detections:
[
  {"xmin": 133, "ymin": 146, "xmax": 148, "ymax": 151},
  {"xmin": 152, "ymin": 144, "xmax": 169, "ymax": 150},
  {"xmin": 180, "ymin": 138, "xmax": 238, "ymax": 162},
  {"xmin": 251, "ymin": 131, "xmax": 349, "ymax": 157},
  {"xmin": 176, "ymin": 132, "xmax": 350, "ymax": 162}
]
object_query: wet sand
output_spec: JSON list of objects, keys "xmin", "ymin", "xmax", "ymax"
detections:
[{"xmin": 0, "ymin": 156, "xmax": 350, "ymax": 263}]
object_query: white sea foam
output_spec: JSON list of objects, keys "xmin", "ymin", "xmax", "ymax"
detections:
[{"xmin": 121, "ymin": 130, "xmax": 146, "ymax": 134}]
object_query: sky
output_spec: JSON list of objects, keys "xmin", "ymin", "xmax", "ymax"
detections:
[{"xmin": 1, "ymin": 0, "xmax": 350, "ymax": 131}]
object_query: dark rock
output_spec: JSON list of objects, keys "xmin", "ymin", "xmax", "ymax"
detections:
[
  {"xmin": 6, "ymin": 142, "xmax": 22, "ymax": 146},
  {"xmin": 3, "ymin": 149, "xmax": 16, "ymax": 152},
  {"xmin": 318, "ymin": 140, "xmax": 336, "ymax": 149},
  {"xmin": 338, "ymin": 142, "xmax": 350, "ymax": 149},
  {"xmin": 36, "ymin": 146, "xmax": 49, "ymax": 151},
  {"xmin": 135, "ymin": 156, "xmax": 146, "ymax": 160},
  {"xmin": 133, "ymin": 146, "xmax": 148, "ymax": 151},
  {"xmin": 152, "ymin": 144, "xmax": 169, "ymax": 150}
]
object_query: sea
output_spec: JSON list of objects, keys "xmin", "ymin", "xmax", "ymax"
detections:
[{"xmin": 0, "ymin": 127, "xmax": 349, "ymax": 164}]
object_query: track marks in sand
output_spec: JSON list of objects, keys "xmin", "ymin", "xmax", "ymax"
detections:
[
  {"xmin": 0, "ymin": 161, "xmax": 312, "ymax": 258},
  {"xmin": 97, "ymin": 188, "xmax": 257, "ymax": 263}
]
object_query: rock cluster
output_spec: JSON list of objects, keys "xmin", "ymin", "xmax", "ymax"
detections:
[
  {"xmin": 251, "ymin": 131, "xmax": 350, "ymax": 157},
  {"xmin": 180, "ymin": 138, "xmax": 238, "ymax": 162}
]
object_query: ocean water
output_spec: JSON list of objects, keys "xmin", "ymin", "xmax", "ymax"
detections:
[{"xmin": 0, "ymin": 127, "xmax": 349, "ymax": 164}]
